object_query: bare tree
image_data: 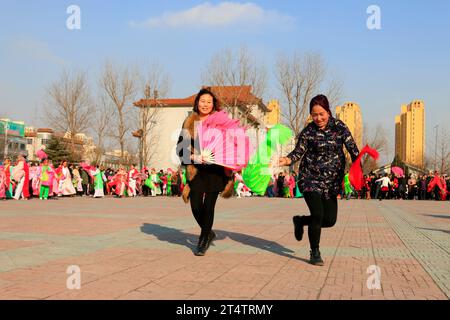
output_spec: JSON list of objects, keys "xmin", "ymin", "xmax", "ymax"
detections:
[
  {"xmin": 134, "ymin": 63, "xmax": 170, "ymax": 168},
  {"xmin": 361, "ymin": 123, "xmax": 389, "ymax": 173},
  {"xmin": 91, "ymin": 96, "xmax": 113, "ymax": 164},
  {"xmin": 437, "ymin": 126, "xmax": 450, "ymax": 174},
  {"xmin": 325, "ymin": 74, "xmax": 344, "ymax": 111},
  {"xmin": 275, "ymin": 52, "xmax": 343, "ymax": 135},
  {"xmin": 201, "ymin": 46, "xmax": 267, "ymax": 119},
  {"xmin": 100, "ymin": 62, "xmax": 137, "ymax": 164},
  {"xmin": 44, "ymin": 70, "xmax": 93, "ymax": 159}
]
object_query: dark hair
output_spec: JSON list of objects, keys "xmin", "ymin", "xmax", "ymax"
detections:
[
  {"xmin": 309, "ymin": 94, "xmax": 332, "ymax": 116},
  {"xmin": 193, "ymin": 88, "xmax": 221, "ymax": 114}
]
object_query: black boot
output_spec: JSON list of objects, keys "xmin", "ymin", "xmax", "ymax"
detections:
[
  {"xmin": 208, "ymin": 230, "xmax": 216, "ymax": 244},
  {"xmin": 195, "ymin": 236, "xmax": 207, "ymax": 256},
  {"xmin": 195, "ymin": 231, "xmax": 215, "ymax": 256},
  {"xmin": 196, "ymin": 234, "xmax": 205, "ymax": 251},
  {"xmin": 309, "ymin": 248, "xmax": 324, "ymax": 266},
  {"xmin": 293, "ymin": 215, "xmax": 304, "ymax": 241}
]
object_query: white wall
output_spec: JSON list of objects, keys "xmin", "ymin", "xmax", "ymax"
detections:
[{"xmin": 145, "ymin": 107, "xmax": 191, "ymax": 170}]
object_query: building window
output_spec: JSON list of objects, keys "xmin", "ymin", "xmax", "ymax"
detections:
[
  {"xmin": 20, "ymin": 144, "xmax": 26, "ymax": 151},
  {"xmin": 27, "ymin": 139, "xmax": 33, "ymax": 145},
  {"xmin": 41, "ymin": 139, "xmax": 50, "ymax": 145}
]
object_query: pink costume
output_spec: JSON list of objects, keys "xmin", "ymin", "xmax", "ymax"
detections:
[
  {"xmin": 29, "ymin": 166, "xmax": 40, "ymax": 196},
  {"xmin": 289, "ymin": 175, "xmax": 296, "ymax": 198},
  {"xmin": 0, "ymin": 166, "xmax": 7, "ymax": 199},
  {"xmin": 59, "ymin": 166, "xmax": 76, "ymax": 196},
  {"xmin": 107, "ymin": 169, "xmax": 131, "ymax": 196}
]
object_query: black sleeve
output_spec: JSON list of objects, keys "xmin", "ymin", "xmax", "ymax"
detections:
[
  {"xmin": 287, "ymin": 129, "xmax": 308, "ymax": 163},
  {"xmin": 176, "ymin": 124, "xmax": 191, "ymax": 166},
  {"xmin": 341, "ymin": 122, "xmax": 360, "ymax": 162}
]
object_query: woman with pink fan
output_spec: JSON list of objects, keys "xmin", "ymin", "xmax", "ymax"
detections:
[{"xmin": 176, "ymin": 88, "xmax": 236, "ymax": 256}]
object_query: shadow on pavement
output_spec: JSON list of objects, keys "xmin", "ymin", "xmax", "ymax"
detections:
[
  {"xmin": 140, "ymin": 223, "xmax": 198, "ymax": 254},
  {"xmin": 422, "ymin": 214, "xmax": 450, "ymax": 219},
  {"xmin": 140, "ymin": 223, "xmax": 310, "ymax": 263},
  {"xmin": 215, "ymin": 229, "xmax": 310, "ymax": 263},
  {"xmin": 418, "ymin": 227, "xmax": 450, "ymax": 234}
]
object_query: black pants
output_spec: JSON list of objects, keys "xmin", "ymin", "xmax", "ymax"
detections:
[
  {"xmin": 172, "ymin": 185, "xmax": 180, "ymax": 197},
  {"xmin": 302, "ymin": 192, "xmax": 338, "ymax": 250},
  {"xmin": 142, "ymin": 185, "xmax": 150, "ymax": 196},
  {"xmin": 82, "ymin": 184, "xmax": 88, "ymax": 196},
  {"xmin": 189, "ymin": 190, "xmax": 219, "ymax": 240}
]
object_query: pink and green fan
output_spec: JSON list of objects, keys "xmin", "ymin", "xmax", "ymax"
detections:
[
  {"xmin": 198, "ymin": 110, "xmax": 253, "ymax": 170},
  {"xmin": 242, "ymin": 124, "xmax": 293, "ymax": 195}
]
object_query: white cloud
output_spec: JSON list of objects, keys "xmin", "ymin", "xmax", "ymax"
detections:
[
  {"xmin": 9, "ymin": 38, "xmax": 66, "ymax": 66},
  {"xmin": 130, "ymin": 2, "xmax": 295, "ymax": 29}
]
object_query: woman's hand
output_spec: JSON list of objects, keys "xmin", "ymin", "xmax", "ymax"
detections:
[
  {"xmin": 278, "ymin": 157, "xmax": 292, "ymax": 167},
  {"xmin": 190, "ymin": 154, "xmax": 204, "ymax": 164}
]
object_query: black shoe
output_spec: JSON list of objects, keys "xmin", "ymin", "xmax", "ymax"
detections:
[
  {"xmin": 309, "ymin": 248, "xmax": 324, "ymax": 266},
  {"xmin": 195, "ymin": 238, "xmax": 211, "ymax": 256},
  {"xmin": 195, "ymin": 231, "xmax": 215, "ymax": 256},
  {"xmin": 293, "ymin": 215, "xmax": 304, "ymax": 241},
  {"xmin": 208, "ymin": 230, "xmax": 216, "ymax": 244},
  {"xmin": 196, "ymin": 235, "xmax": 204, "ymax": 251},
  {"xmin": 195, "ymin": 244, "xmax": 206, "ymax": 256},
  {"xmin": 195, "ymin": 236, "xmax": 207, "ymax": 256}
]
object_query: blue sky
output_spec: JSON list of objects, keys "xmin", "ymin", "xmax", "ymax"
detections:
[{"xmin": 1, "ymin": 0, "xmax": 449, "ymax": 160}]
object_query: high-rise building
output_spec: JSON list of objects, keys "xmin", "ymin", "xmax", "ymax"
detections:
[
  {"xmin": 265, "ymin": 99, "xmax": 281, "ymax": 126},
  {"xmin": 394, "ymin": 100, "xmax": 425, "ymax": 168},
  {"xmin": 335, "ymin": 102, "xmax": 363, "ymax": 149}
]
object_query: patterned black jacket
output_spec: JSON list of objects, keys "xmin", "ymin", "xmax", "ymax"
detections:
[{"xmin": 287, "ymin": 117, "xmax": 360, "ymax": 199}]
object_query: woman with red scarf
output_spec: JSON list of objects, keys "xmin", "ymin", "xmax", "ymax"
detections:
[{"xmin": 278, "ymin": 94, "xmax": 359, "ymax": 266}]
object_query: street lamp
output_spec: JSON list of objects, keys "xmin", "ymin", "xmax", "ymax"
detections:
[{"xmin": 132, "ymin": 129, "xmax": 144, "ymax": 169}]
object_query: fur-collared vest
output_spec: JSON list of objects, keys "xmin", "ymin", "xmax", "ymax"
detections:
[{"xmin": 178, "ymin": 112, "xmax": 234, "ymax": 203}]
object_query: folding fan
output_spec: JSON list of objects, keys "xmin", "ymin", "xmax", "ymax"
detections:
[
  {"xmin": 197, "ymin": 111, "xmax": 253, "ymax": 170},
  {"xmin": 36, "ymin": 147, "xmax": 48, "ymax": 160},
  {"xmin": 242, "ymin": 124, "xmax": 293, "ymax": 195}
]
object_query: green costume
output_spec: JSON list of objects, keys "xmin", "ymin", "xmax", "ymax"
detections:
[
  {"xmin": 167, "ymin": 173, "xmax": 172, "ymax": 196},
  {"xmin": 344, "ymin": 173, "xmax": 353, "ymax": 195}
]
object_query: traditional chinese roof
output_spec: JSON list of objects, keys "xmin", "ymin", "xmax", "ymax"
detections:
[{"xmin": 134, "ymin": 85, "xmax": 268, "ymax": 112}]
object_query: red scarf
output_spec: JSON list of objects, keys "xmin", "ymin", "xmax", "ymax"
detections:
[
  {"xmin": 349, "ymin": 145, "xmax": 379, "ymax": 191},
  {"xmin": 22, "ymin": 161, "xmax": 30, "ymax": 198}
]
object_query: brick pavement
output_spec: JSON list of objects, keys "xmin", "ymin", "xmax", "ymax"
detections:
[{"xmin": 0, "ymin": 196, "xmax": 448, "ymax": 300}]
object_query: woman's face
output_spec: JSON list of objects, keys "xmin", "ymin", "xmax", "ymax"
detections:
[
  {"xmin": 311, "ymin": 105, "xmax": 330, "ymax": 130},
  {"xmin": 198, "ymin": 94, "xmax": 214, "ymax": 117}
]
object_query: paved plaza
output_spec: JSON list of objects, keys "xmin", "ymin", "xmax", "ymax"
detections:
[{"xmin": 0, "ymin": 196, "xmax": 448, "ymax": 300}]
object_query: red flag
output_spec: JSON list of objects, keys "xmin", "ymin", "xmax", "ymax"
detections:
[{"xmin": 349, "ymin": 145, "xmax": 379, "ymax": 191}]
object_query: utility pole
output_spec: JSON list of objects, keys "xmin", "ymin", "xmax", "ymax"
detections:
[
  {"xmin": 3, "ymin": 121, "xmax": 9, "ymax": 159},
  {"xmin": 434, "ymin": 125, "xmax": 439, "ymax": 172}
]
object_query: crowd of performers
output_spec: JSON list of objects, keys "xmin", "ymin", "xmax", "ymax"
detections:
[
  {"xmin": 342, "ymin": 171, "xmax": 450, "ymax": 201},
  {"xmin": 0, "ymin": 155, "xmax": 192, "ymax": 200},
  {"xmin": 0, "ymin": 154, "xmax": 449, "ymax": 201}
]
